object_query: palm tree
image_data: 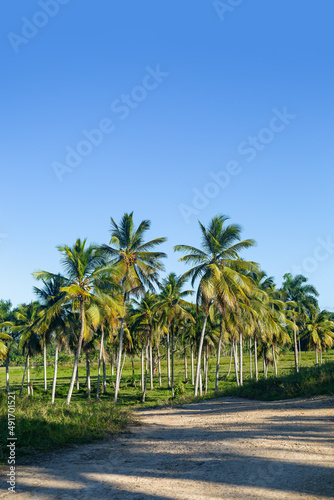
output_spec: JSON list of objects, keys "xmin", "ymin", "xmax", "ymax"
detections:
[
  {"xmin": 304, "ymin": 308, "xmax": 334, "ymax": 363},
  {"xmin": 16, "ymin": 302, "xmax": 42, "ymax": 396},
  {"xmin": 0, "ymin": 300, "xmax": 14, "ymax": 391},
  {"xmin": 33, "ymin": 274, "xmax": 67, "ymax": 393},
  {"xmin": 175, "ymin": 215, "xmax": 256, "ymax": 396},
  {"xmin": 34, "ymin": 238, "xmax": 120, "ymax": 405},
  {"xmin": 155, "ymin": 273, "xmax": 194, "ymax": 396},
  {"xmin": 282, "ymin": 274, "xmax": 319, "ymax": 372},
  {"xmin": 101, "ymin": 212, "xmax": 167, "ymax": 404},
  {"xmin": 130, "ymin": 291, "xmax": 159, "ymax": 401}
]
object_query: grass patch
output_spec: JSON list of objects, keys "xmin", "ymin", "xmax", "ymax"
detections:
[{"xmin": 0, "ymin": 396, "xmax": 131, "ymax": 465}]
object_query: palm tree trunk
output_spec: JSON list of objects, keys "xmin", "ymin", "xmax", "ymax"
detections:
[
  {"xmin": 254, "ymin": 337, "xmax": 258, "ymax": 381},
  {"xmin": 149, "ymin": 340, "xmax": 153, "ymax": 390},
  {"xmin": 167, "ymin": 333, "xmax": 171, "ymax": 389},
  {"xmin": 263, "ymin": 355, "xmax": 267, "ymax": 379},
  {"xmin": 273, "ymin": 345, "xmax": 278, "ymax": 377},
  {"xmin": 96, "ymin": 326, "xmax": 104, "ymax": 400},
  {"xmin": 227, "ymin": 346, "xmax": 233, "ymax": 377},
  {"xmin": 158, "ymin": 346, "xmax": 162, "ymax": 387},
  {"xmin": 51, "ymin": 345, "xmax": 58, "ymax": 404},
  {"xmin": 249, "ymin": 338, "xmax": 252, "ymax": 379},
  {"xmin": 315, "ymin": 348, "xmax": 319, "ymax": 364},
  {"xmin": 20, "ymin": 353, "xmax": 29, "ymax": 396},
  {"xmin": 141, "ymin": 347, "xmax": 144, "ymax": 388},
  {"xmin": 320, "ymin": 349, "xmax": 323, "ymax": 365},
  {"xmin": 239, "ymin": 331, "xmax": 243, "ymax": 386},
  {"xmin": 233, "ymin": 339, "xmax": 239, "ymax": 386},
  {"xmin": 171, "ymin": 324, "xmax": 174, "ymax": 397},
  {"xmin": 86, "ymin": 351, "xmax": 91, "ymax": 399},
  {"xmin": 5, "ymin": 354, "xmax": 10, "ymax": 392},
  {"xmin": 199, "ymin": 366, "xmax": 203, "ymax": 396},
  {"xmin": 191, "ymin": 345, "xmax": 194, "ymax": 385},
  {"xmin": 111, "ymin": 349, "xmax": 114, "ymax": 377},
  {"xmin": 103, "ymin": 354, "xmax": 107, "ymax": 394},
  {"xmin": 66, "ymin": 301, "xmax": 85, "ymax": 405},
  {"xmin": 43, "ymin": 341, "xmax": 47, "ymax": 392},
  {"xmin": 27, "ymin": 354, "xmax": 31, "ymax": 396},
  {"xmin": 194, "ymin": 311, "xmax": 209, "ymax": 396},
  {"xmin": 215, "ymin": 323, "xmax": 223, "ymax": 390},
  {"xmin": 131, "ymin": 356, "xmax": 135, "ymax": 378},
  {"xmin": 114, "ymin": 315, "xmax": 126, "ymax": 405},
  {"xmin": 121, "ymin": 351, "xmax": 126, "ymax": 377},
  {"xmin": 293, "ymin": 321, "xmax": 299, "ymax": 373},
  {"xmin": 76, "ymin": 365, "xmax": 80, "ymax": 391},
  {"xmin": 141, "ymin": 342, "xmax": 149, "ymax": 403},
  {"xmin": 205, "ymin": 345, "xmax": 208, "ymax": 394},
  {"xmin": 298, "ymin": 338, "xmax": 301, "ymax": 363},
  {"xmin": 184, "ymin": 346, "xmax": 188, "ymax": 383}
]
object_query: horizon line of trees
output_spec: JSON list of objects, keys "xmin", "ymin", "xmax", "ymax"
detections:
[{"xmin": 1, "ymin": 213, "xmax": 333, "ymax": 405}]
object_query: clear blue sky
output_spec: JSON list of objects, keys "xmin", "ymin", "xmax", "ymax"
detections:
[{"xmin": 1, "ymin": 1, "xmax": 334, "ymax": 310}]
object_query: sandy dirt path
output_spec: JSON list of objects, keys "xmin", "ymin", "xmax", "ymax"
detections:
[{"xmin": 1, "ymin": 396, "xmax": 333, "ymax": 499}]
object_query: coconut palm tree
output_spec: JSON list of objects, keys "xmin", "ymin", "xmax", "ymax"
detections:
[
  {"xmin": 304, "ymin": 308, "xmax": 334, "ymax": 363},
  {"xmin": 174, "ymin": 215, "xmax": 256, "ymax": 396},
  {"xmin": 155, "ymin": 273, "xmax": 194, "ymax": 396},
  {"xmin": 34, "ymin": 238, "xmax": 121, "ymax": 405},
  {"xmin": 101, "ymin": 212, "xmax": 167, "ymax": 404},
  {"xmin": 281, "ymin": 274, "xmax": 319, "ymax": 372},
  {"xmin": 16, "ymin": 302, "xmax": 42, "ymax": 396}
]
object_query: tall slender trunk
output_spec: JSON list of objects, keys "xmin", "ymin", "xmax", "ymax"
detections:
[
  {"xmin": 111, "ymin": 349, "xmax": 114, "ymax": 377},
  {"xmin": 20, "ymin": 353, "xmax": 29, "ymax": 396},
  {"xmin": 157, "ymin": 346, "xmax": 162, "ymax": 387},
  {"xmin": 315, "ymin": 348, "xmax": 319, "ymax": 364},
  {"xmin": 204, "ymin": 345, "xmax": 208, "ymax": 394},
  {"xmin": 97, "ymin": 326, "xmax": 104, "ymax": 400},
  {"xmin": 141, "ymin": 347, "xmax": 144, "ymax": 388},
  {"xmin": 254, "ymin": 337, "xmax": 258, "ymax": 381},
  {"xmin": 215, "ymin": 323, "xmax": 223, "ymax": 390},
  {"xmin": 149, "ymin": 340, "xmax": 153, "ymax": 390},
  {"xmin": 233, "ymin": 339, "xmax": 239, "ymax": 386},
  {"xmin": 43, "ymin": 341, "xmax": 47, "ymax": 392},
  {"xmin": 167, "ymin": 333, "xmax": 171, "ymax": 389},
  {"xmin": 66, "ymin": 301, "xmax": 85, "ymax": 405},
  {"xmin": 171, "ymin": 324, "xmax": 174, "ymax": 397},
  {"xmin": 191, "ymin": 345, "xmax": 194, "ymax": 385},
  {"xmin": 51, "ymin": 345, "xmax": 58, "ymax": 404},
  {"xmin": 227, "ymin": 346, "xmax": 233, "ymax": 377},
  {"xmin": 263, "ymin": 355, "xmax": 267, "ymax": 379},
  {"xmin": 194, "ymin": 311, "xmax": 209, "ymax": 396},
  {"xmin": 199, "ymin": 365, "xmax": 203, "ymax": 396},
  {"xmin": 249, "ymin": 338, "xmax": 252, "ymax": 379},
  {"xmin": 76, "ymin": 365, "xmax": 80, "ymax": 391},
  {"xmin": 320, "ymin": 349, "xmax": 323, "ymax": 365},
  {"xmin": 239, "ymin": 331, "xmax": 243, "ymax": 386},
  {"xmin": 114, "ymin": 313, "xmax": 126, "ymax": 405},
  {"xmin": 27, "ymin": 354, "xmax": 31, "ymax": 396},
  {"xmin": 5, "ymin": 354, "xmax": 10, "ymax": 392},
  {"xmin": 298, "ymin": 338, "xmax": 301, "ymax": 363},
  {"xmin": 86, "ymin": 351, "xmax": 91, "ymax": 399},
  {"xmin": 141, "ymin": 342, "xmax": 149, "ymax": 403},
  {"xmin": 131, "ymin": 356, "xmax": 135, "ymax": 378},
  {"xmin": 103, "ymin": 354, "xmax": 107, "ymax": 394},
  {"xmin": 121, "ymin": 351, "xmax": 126, "ymax": 377},
  {"xmin": 293, "ymin": 320, "xmax": 299, "ymax": 373},
  {"xmin": 273, "ymin": 345, "xmax": 278, "ymax": 377},
  {"xmin": 184, "ymin": 346, "xmax": 188, "ymax": 383}
]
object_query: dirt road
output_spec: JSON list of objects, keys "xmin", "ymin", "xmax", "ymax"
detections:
[{"xmin": 1, "ymin": 396, "xmax": 333, "ymax": 499}]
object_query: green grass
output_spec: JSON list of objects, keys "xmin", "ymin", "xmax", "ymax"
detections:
[
  {"xmin": 0, "ymin": 396, "xmax": 131, "ymax": 464},
  {"xmin": 0, "ymin": 349, "xmax": 333, "ymax": 465}
]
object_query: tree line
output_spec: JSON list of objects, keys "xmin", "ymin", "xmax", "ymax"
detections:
[{"xmin": 1, "ymin": 213, "xmax": 333, "ymax": 405}]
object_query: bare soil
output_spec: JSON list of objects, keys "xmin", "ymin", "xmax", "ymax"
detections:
[{"xmin": 1, "ymin": 396, "xmax": 334, "ymax": 499}]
